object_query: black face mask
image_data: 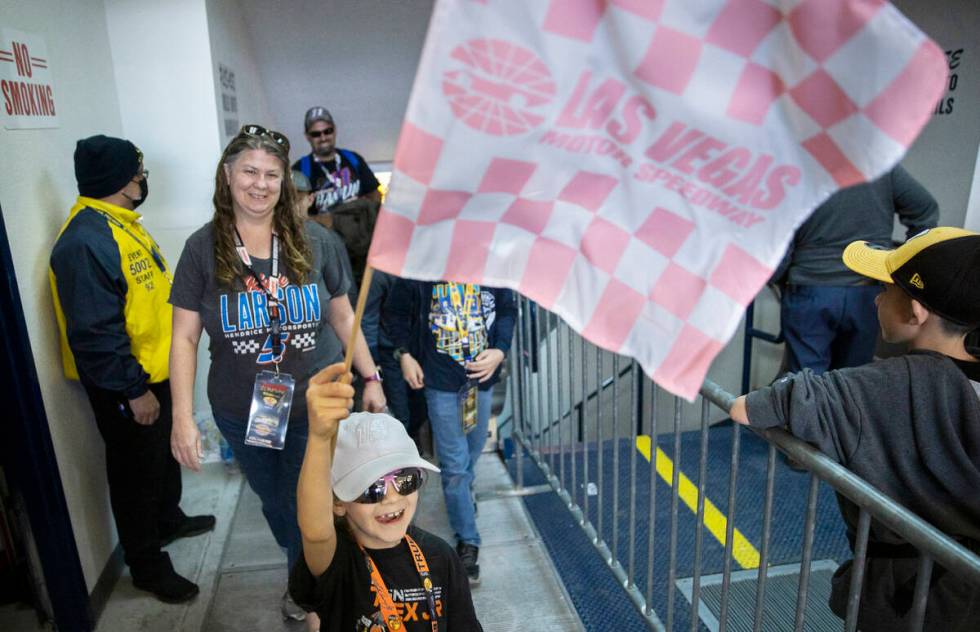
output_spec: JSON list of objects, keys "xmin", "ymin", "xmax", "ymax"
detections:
[{"xmin": 132, "ymin": 177, "xmax": 149, "ymax": 209}]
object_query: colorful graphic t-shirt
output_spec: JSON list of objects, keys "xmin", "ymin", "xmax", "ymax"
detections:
[
  {"xmin": 169, "ymin": 221, "xmax": 350, "ymax": 421},
  {"xmin": 289, "ymin": 526, "xmax": 482, "ymax": 631},
  {"xmin": 428, "ymin": 283, "xmax": 490, "ymax": 366},
  {"xmin": 292, "ymin": 150, "xmax": 380, "ymax": 214}
]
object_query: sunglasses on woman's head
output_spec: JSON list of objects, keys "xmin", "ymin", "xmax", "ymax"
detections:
[
  {"xmin": 239, "ymin": 124, "xmax": 290, "ymax": 153},
  {"xmin": 354, "ymin": 468, "xmax": 425, "ymax": 504}
]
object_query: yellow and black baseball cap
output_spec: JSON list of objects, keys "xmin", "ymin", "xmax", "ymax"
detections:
[{"xmin": 843, "ymin": 227, "xmax": 980, "ymax": 327}]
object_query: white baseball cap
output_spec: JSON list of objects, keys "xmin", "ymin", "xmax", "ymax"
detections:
[{"xmin": 332, "ymin": 412, "xmax": 439, "ymax": 502}]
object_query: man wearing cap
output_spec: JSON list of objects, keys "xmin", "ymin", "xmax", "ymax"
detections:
[
  {"xmin": 294, "ymin": 106, "xmax": 382, "ymax": 295},
  {"xmin": 731, "ymin": 227, "xmax": 980, "ymax": 631},
  {"xmin": 49, "ymin": 135, "xmax": 214, "ymax": 603},
  {"xmin": 292, "ymin": 106, "xmax": 381, "ymax": 214},
  {"xmin": 776, "ymin": 166, "xmax": 938, "ymax": 374}
]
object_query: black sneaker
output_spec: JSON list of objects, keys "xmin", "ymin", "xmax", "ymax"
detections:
[
  {"xmin": 456, "ymin": 542, "xmax": 480, "ymax": 586},
  {"xmin": 160, "ymin": 514, "xmax": 217, "ymax": 547},
  {"xmin": 132, "ymin": 568, "xmax": 199, "ymax": 603}
]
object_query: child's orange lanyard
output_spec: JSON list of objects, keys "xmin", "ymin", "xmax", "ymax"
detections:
[{"xmin": 359, "ymin": 534, "xmax": 438, "ymax": 632}]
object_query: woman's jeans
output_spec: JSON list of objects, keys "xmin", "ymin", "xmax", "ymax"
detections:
[
  {"xmin": 213, "ymin": 412, "xmax": 308, "ymax": 571},
  {"xmin": 424, "ymin": 387, "xmax": 492, "ymax": 547}
]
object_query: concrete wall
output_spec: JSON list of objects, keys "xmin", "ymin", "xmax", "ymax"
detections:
[
  {"xmin": 0, "ymin": 0, "xmax": 276, "ymax": 592},
  {"xmin": 0, "ymin": 0, "xmax": 126, "ymax": 592},
  {"xmin": 205, "ymin": 0, "xmax": 276, "ymax": 146},
  {"xmin": 236, "ymin": 0, "xmax": 434, "ymax": 164},
  {"xmin": 893, "ymin": 0, "xmax": 980, "ymax": 230}
]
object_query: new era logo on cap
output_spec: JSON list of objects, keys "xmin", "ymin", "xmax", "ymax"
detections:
[{"xmin": 844, "ymin": 226, "xmax": 980, "ymax": 327}]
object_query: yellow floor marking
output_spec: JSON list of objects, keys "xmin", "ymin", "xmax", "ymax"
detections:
[{"xmin": 635, "ymin": 435, "xmax": 761, "ymax": 569}]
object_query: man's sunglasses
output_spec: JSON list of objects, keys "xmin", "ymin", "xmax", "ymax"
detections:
[
  {"xmin": 308, "ymin": 127, "xmax": 335, "ymax": 138},
  {"xmin": 354, "ymin": 468, "xmax": 425, "ymax": 504},
  {"xmin": 239, "ymin": 124, "xmax": 290, "ymax": 152}
]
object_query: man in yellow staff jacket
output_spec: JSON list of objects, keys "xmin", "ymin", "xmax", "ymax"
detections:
[{"xmin": 49, "ymin": 135, "xmax": 214, "ymax": 603}]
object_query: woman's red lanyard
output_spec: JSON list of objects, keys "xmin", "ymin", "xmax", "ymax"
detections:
[
  {"xmin": 359, "ymin": 534, "xmax": 438, "ymax": 632},
  {"xmin": 233, "ymin": 228, "xmax": 283, "ymax": 372}
]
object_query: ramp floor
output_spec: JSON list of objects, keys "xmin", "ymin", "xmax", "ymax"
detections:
[{"xmin": 510, "ymin": 425, "xmax": 852, "ymax": 630}]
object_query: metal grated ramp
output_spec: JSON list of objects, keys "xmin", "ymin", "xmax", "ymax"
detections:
[{"xmin": 677, "ymin": 560, "xmax": 843, "ymax": 631}]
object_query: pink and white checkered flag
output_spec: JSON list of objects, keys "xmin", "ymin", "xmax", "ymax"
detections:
[{"xmin": 368, "ymin": 0, "xmax": 946, "ymax": 399}]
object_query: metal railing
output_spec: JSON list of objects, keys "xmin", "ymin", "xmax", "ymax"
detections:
[{"xmin": 507, "ymin": 296, "xmax": 980, "ymax": 631}]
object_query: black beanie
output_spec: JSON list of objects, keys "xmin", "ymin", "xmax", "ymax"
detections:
[{"xmin": 74, "ymin": 135, "xmax": 141, "ymax": 199}]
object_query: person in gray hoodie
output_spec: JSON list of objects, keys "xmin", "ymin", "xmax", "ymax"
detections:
[
  {"xmin": 731, "ymin": 227, "xmax": 980, "ymax": 631},
  {"xmin": 777, "ymin": 166, "xmax": 938, "ymax": 373}
]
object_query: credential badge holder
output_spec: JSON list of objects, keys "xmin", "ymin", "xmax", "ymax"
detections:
[{"xmin": 244, "ymin": 370, "xmax": 295, "ymax": 449}]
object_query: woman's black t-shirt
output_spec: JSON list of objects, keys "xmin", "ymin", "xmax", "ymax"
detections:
[{"xmin": 289, "ymin": 525, "xmax": 482, "ymax": 631}]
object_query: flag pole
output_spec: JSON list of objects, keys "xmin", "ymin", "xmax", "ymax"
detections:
[
  {"xmin": 331, "ymin": 264, "xmax": 374, "ymax": 458},
  {"xmin": 342, "ymin": 264, "xmax": 374, "ymax": 377}
]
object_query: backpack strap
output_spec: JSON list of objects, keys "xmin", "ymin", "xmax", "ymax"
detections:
[
  {"xmin": 338, "ymin": 148, "xmax": 360, "ymax": 172},
  {"xmin": 299, "ymin": 154, "xmax": 313, "ymax": 180}
]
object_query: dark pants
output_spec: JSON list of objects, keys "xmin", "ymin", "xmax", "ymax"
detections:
[
  {"xmin": 378, "ymin": 345, "xmax": 427, "ymax": 437},
  {"xmin": 85, "ymin": 381, "xmax": 184, "ymax": 579},
  {"xmin": 213, "ymin": 412, "xmax": 308, "ymax": 570},
  {"xmin": 781, "ymin": 284, "xmax": 882, "ymax": 374}
]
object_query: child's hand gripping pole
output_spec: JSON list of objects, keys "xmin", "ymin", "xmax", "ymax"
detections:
[{"xmin": 300, "ymin": 363, "xmax": 355, "ymax": 576}]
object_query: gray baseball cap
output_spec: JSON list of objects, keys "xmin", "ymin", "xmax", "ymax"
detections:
[
  {"xmin": 304, "ymin": 106, "xmax": 334, "ymax": 131},
  {"xmin": 332, "ymin": 412, "xmax": 439, "ymax": 502}
]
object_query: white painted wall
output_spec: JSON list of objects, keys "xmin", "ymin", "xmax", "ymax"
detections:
[
  {"xmin": 0, "ymin": 0, "xmax": 126, "ymax": 591},
  {"xmin": 0, "ymin": 0, "xmax": 278, "ymax": 593},
  {"xmin": 236, "ymin": 0, "xmax": 434, "ymax": 164},
  {"xmin": 205, "ymin": 0, "xmax": 276, "ymax": 145},
  {"xmin": 105, "ymin": 0, "xmax": 277, "ymax": 420},
  {"xmin": 104, "ymin": 0, "xmax": 221, "ymax": 260},
  {"xmin": 892, "ymin": 0, "xmax": 980, "ymax": 230}
]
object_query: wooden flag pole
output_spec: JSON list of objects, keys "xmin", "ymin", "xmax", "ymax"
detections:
[
  {"xmin": 332, "ymin": 264, "xmax": 374, "ymax": 457},
  {"xmin": 342, "ymin": 264, "xmax": 374, "ymax": 377}
]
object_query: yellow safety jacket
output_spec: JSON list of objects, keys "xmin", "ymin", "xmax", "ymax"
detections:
[{"xmin": 49, "ymin": 197, "xmax": 172, "ymax": 397}]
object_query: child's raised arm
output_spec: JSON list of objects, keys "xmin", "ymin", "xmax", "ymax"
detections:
[{"xmin": 298, "ymin": 363, "xmax": 355, "ymax": 576}]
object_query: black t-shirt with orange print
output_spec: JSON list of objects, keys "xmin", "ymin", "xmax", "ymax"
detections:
[{"xmin": 290, "ymin": 525, "xmax": 482, "ymax": 631}]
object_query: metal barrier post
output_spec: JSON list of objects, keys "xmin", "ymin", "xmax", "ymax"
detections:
[
  {"xmin": 908, "ymin": 555, "xmax": 934, "ymax": 631},
  {"xmin": 628, "ymin": 361, "xmax": 639, "ymax": 587},
  {"xmin": 513, "ymin": 297, "xmax": 526, "ymax": 490},
  {"xmin": 612, "ymin": 354, "xmax": 621, "ymax": 563},
  {"xmin": 596, "ymin": 348, "xmax": 605, "ymax": 544},
  {"xmin": 579, "ymin": 335, "xmax": 587, "ymax": 522},
  {"xmin": 751, "ymin": 444, "xmax": 777, "ymax": 632},
  {"xmin": 690, "ymin": 397, "xmax": 710, "ymax": 632},
  {"xmin": 844, "ymin": 509, "xmax": 872, "ymax": 632},
  {"xmin": 557, "ymin": 318, "xmax": 566, "ymax": 493},
  {"xmin": 535, "ymin": 304, "xmax": 545, "ymax": 461},
  {"xmin": 793, "ymin": 474, "xmax": 821, "ymax": 632},
  {"xmin": 645, "ymin": 384, "xmax": 659, "ymax": 616},
  {"xmin": 666, "ymin": 397, "xmax": 682, "ymax": 630}
]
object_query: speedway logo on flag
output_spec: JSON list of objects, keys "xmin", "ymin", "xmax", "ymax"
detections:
[{"xmin": 369, "ymin": 0, "xmax": 946, "ymax": 399}]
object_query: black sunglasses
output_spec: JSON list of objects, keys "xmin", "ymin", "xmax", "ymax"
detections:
[
  {"xmin": 308, "ymin": 127, "xmax": 335, "ymax": 138},
  {"xmin": 239, "ymin": 124, "xmax": 290, "ymax": 152},
  {"xmin": 354, "ymin": 468, "xmax": 425, "ymax": 504}
]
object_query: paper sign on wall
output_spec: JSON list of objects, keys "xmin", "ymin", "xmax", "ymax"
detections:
[
  {"xmin": 219, "ymin": 63, "xmax": 239, "ymax": 142},
  {"xmin": 0, "ymin": 28, "xmax": 58, "ymax": 130}
]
